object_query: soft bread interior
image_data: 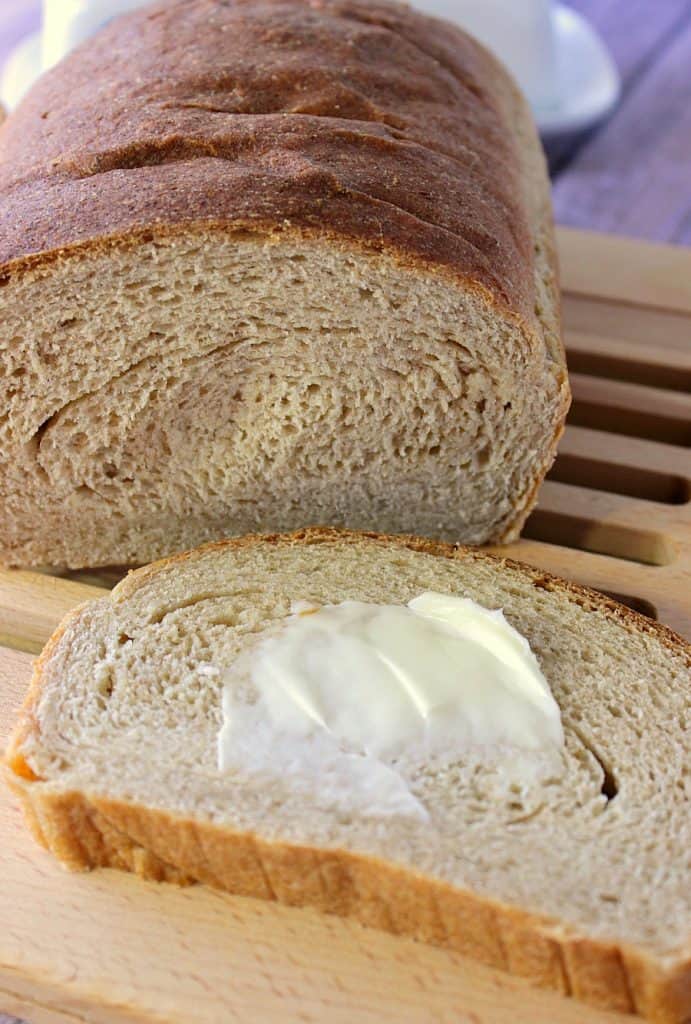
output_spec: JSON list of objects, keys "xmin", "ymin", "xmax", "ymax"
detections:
[
  {"xmin": 0, "ymin": 232, "xmax": 564, "ymax": 566},
  {"xmin": 16, "ymin": 533, "xmax": 691, "ymax": 956}
]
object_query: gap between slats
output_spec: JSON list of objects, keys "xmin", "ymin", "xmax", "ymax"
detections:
[
  {"xmin": 568, "ymin": 373, "xmax": 691, "ymax": 447},
  {"xmin": 565, "ymin": 331, "xmax": 691, "ymax": 394},
  {"xmin": 551, "ymin": 426, "xmax": 690, "ymax": 506}
]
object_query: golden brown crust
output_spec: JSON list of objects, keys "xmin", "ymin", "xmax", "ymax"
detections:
[
  {"xmin": 4, "ymin": 599, "xmax": 97, "ymax": 780},
  {"xmin": 5, "ymin": 772, "xmax": 690, "ymax": 1024},
  {"xmin": 113, "ymin": 526, "xmax": 691, "ymax": 663},
  {"xmin": 0, "ymin": 0, "xmax": 570, "ymax": 563},
  {"xmin": 0, "ymin": 0, "xmax": 535, "ymax": 319}
]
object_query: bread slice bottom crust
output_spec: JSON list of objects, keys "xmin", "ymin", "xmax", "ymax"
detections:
[{"xmin": 6, "ymin": 754, "xmax": 690, "ymax": 1024}]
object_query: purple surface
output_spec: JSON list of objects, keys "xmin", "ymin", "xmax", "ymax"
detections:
[
  {"xmin": 0, "ymin": 0, "xmax": 39, "ymax": 58},
  {"xmin": 550, "ymin": 0, "xmax": 691, "ymax": 245}
]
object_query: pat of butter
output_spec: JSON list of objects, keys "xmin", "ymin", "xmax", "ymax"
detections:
[{"xmin": 218, "ymin": 593, "xmax": 564, "ymax": 820}]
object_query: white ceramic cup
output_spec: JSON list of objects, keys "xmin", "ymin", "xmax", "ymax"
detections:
[
  {"xmin": 412, "ymin": 0, "xmax": 558, "ymax": 110},
  {"xmin": 42, "ymin": 0, "xmax": 151, "ymax": 69},
  {"xmin": 2, "ymin": 0, "xmax": 619, "ymax": 135}
]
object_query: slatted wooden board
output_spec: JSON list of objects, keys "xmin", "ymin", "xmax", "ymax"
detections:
[{"xmin": 0, "ymin": 227, "xmax": 689, "ymax": 1024}]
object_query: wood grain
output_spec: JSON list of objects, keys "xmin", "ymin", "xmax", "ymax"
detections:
[
  {"xmin": 564, "ymin": 332, "xmax": 691, "ymax": 392},
  {"xmin": 0, "ymin": 571, "xmax": 106, "ymax": 655},
  {"xmin": 557, "ymin": 228, "xmax": 691, "ymax": 314}
]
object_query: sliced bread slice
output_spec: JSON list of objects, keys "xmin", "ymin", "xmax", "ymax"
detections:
[{"xmin": 5, "ymin": 528, "xmax": 690, "ymax": 1023}]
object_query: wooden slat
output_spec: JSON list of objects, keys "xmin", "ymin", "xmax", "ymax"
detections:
[
  {"xmin": 569, "ymin": 372, "xmax": 691, "ymax": 446},
  {"xmin": 487, "ymin": 538, "xmax": 652, "ymax": 587},
  {"xmin": 553, "ymin": 427, "xmax": 690, "ymax": 506},
  {"xmin": 530, "ymin": 479, "xmax": 682, "ymax": 550},
  {"xmin": 562, "ymin": 294, "xmax": 691, "ymax": 352},
  {"xmin": 558, "ymin": 229, "xmax": 691, "ymax": 313},
  {"xmin": 0, "ymin": 570, "xmax": 106, "ymax": 656},
  {"xmin": 570, "ymin": 373, "xmax": 691, "ymax": 423},
  {"xmin": 565, "ymin": 330, "xmax": 691, "ymax": 393},
  {"xmin": 566, "ymin": 330, "xmax": 691, "ymax": 373},
  {"xmin": 559, "ymin": 424, "xmax": 690, "ymax": 480}
]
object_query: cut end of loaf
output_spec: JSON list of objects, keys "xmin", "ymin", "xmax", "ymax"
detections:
[
  {"xmin": 0, "ymin": 230, "xmax": 567, "ymax": 568},
  {"xmin": 0, "ymin": 0, "xmax": 567, "ymax": 569}
]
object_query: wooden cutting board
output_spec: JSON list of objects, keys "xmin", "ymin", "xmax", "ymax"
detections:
[{"xmin": 1, "ymin": 227, "xmax": 690, "ymax": 1024}]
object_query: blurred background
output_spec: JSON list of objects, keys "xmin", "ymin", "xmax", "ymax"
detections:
[{"xmin": 0, "ymin": 0, "xmax": 690, "ymax": 246}]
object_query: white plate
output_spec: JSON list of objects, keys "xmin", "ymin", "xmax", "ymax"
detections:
[
  {"xmin": 1, "ymin": 3, "xmax": 620, "ymax": 136},
  {"xmin": 537, "ymin": 4, "xmax": 620, "ymax": 137}
]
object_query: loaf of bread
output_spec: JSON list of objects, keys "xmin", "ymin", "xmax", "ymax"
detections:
[
  {"xmin": 5, "ymin": 529, "xmax": 690, "ymax": 1023},
  {"xmin": 0, "ymin": 0, "xmax": 568, "ymax": 568}
]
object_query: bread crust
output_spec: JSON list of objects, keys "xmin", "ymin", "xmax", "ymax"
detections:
[
  {"xmin": 4, "ymin": 529, "xmax": 690, "ymax": 1023},
  {"xmin": 4, "ymin": 778, "xmax": 689, "ymax": 1024},
  {"xmin": 0, "ymin": 0, "xmax": 533, "ymax": 314},
  {"xmin": 112, "ymin": 526, "xmax": 691, "ymax": 662},
  {"xmin": 0, "ymin": 0, "xmax": 569, "ymax": 555}
]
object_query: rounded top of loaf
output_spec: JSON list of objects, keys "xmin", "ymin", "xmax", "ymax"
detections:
[{"xmin": 0, "ymin": 0, "xmax": 539, "ymax": 319}]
